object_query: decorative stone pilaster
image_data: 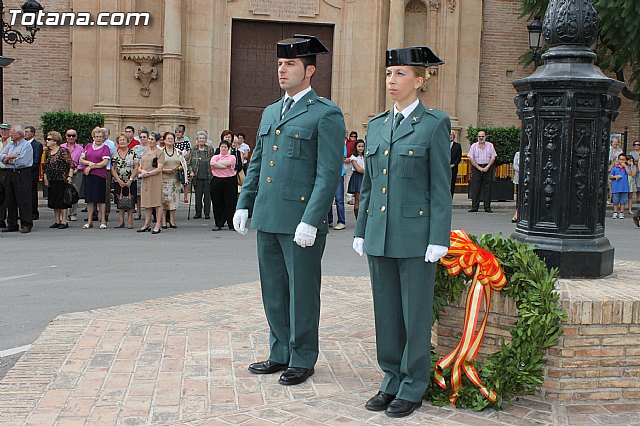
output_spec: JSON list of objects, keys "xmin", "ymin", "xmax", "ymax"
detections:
[
  {"xmin": 511, "ymin": 0, "xmax": 623, "ymax": 278},
  {"xmin": 121, "ymin": 44, "xmax": 162, "ymax": 97},
  {"xmin": 387, "ymin": 0, "xmax": 404, "ymax": 50},
  {"xmin": 160, "ymin": 0, "xmax": 182, "ymax": 111}
]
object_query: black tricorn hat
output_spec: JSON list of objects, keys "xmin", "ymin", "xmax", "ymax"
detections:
[
  {"xmin": 386, "ymin": 46, "xmax": 444, "ymax": 67},
  {"xmin": 277, "ymin": 34, "xmax": 329, "ymax": 59}
]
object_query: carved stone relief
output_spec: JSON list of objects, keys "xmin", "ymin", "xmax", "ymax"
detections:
[{"xmin": 121, "ymin": 44, "xmax": 163, "ymax": 97}]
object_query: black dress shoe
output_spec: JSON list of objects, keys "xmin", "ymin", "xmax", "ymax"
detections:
[
  {"xmin": 2, "ymin": 227, "xmax": 19, "ymax": 233},
  {"xmin": 152, "ymin": 228, "xmax": 161, "ymax": 234},
  {"xmin": 385, "ymin": 398, "xmax": 422, "ymax": 418},
  {"xmin": 169, "ymin": 224, "xmax": 177, "ymax": 229},
  {"xmin": 365, "ymin": 391, "xmax": 396, "ymax": 411},
  {"xmin": 50, "ymin": 223, "xmax": 60, "ymax": 228},
  {"xmin": 0, "ymin": 220, "xmax": 6, "ymax": 228},
  {"xmin": 162, "ymin": 225, "xmax": 168, "ymax": 229},
  {"xmin": 485, "ymin": 208, "xmax": 493, "ymax": 213},
  {"xmin": 193, "ymin": 215, "xmax": 202, "ymax": 219},
  {"xmin": 20, "ymin": 227, "xmax": 32, "ymax": 234},
  {"xmin": 137, "ymin": 227, "xmax": 151, "ymax": 232},
  {"xmin": 468, "ymin": 208, "xmax": 478, "ymax": 212},
  {"xmin": 248, "ymin": 360, "xmax": 288, "ymax": 375},
  {"xmin": 58, "ymin": 223, "xmax": 69, "ymax": 229},
  {"xmin": 278, "ymin": 367, "xmax": 314, "ymax": 386},
  {"xmin": 204, "ymin": 215, "xmax": 210, "ymax": 220}
]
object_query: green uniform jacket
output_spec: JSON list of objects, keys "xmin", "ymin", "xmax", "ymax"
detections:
[
  {"xmin": 354, "ymin": 102, "xmax": 452, "ymax": 257},
  {"xmin": 237, "ymin": 89, "xmax": 346, "ymax": 234}
]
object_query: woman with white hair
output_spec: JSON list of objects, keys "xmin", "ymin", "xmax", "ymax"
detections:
[{"xmin": 188, "ymin": 130, "xmax": 215, "ymax": 219}]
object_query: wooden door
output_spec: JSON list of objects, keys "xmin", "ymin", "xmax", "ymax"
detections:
[{"xmin": 230, "ymin": 20, "xmax": 334, "ymax": 152}]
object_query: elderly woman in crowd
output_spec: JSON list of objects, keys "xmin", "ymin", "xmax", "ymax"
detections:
[
  {"xmin": 210, "ymin": 139, "xmax": 238, "ymax": 231},
  {"xmin": 111, "ymin": 132, "xmax": 140, "ymax": 229},
  {"xmin": 79, "ymin": 127, "xmax": 111, "ymax": 229},
  {"xmin": 43, "ymin": 131, "xmax": 76, "ymax": 229},
  {"xmin": 161, "ymin": 132, "xmax": 184, "ymax": 229},
  {"xmin": 132, "ymin": 130, "xmax": 150, "ymax": 219},
  {"xmin": 138, "ymin": 131, "xmax": 165, "ymax": 234},
  {"xmin": 188, "ymin": 130, "xmax": 215, "ymax": 219}
]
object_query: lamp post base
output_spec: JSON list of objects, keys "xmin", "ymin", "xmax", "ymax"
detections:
[{"xmin": 511, "ymin": 232, "xmax": 614, "ymax": 278}]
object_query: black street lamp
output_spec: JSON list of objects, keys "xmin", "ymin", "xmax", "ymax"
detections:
[
  {"xmin": 527, "ymin": 16, "xmax": 543, "ymax": 67},
  {"xmin": 512, "ymin": 0, "xmax": 623, "ymax": 278},
  {"xmin": 0, "ymin": 0, "xmax": 44, "ymax": 122}
]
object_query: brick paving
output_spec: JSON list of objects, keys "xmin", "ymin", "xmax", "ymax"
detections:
[{"xmin": 2, "ymin": 273, "xmax": 640, "ymax": 425}]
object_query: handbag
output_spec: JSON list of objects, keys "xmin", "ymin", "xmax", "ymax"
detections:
[
  {"xmin": 116, "ymin": 186, "xmax": 136, "ymax": 210},
  {"xmin": 152, "ymin": 156, "xmax": 158, "ymax": 168},
  {"xmin": 237, "ymin": 169, "xmax": 246, "ymax": 187},
  {"xmin": 63, "ymin": 183, "xmax": 80, "ymax": 207}
]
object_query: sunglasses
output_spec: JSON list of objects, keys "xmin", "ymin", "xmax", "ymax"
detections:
[
  {"xmin": 66, "ymin": 134, "xmax": 77, "ymax": 137},
  {"xmin": 46, "ymin": 137, "xmax": 54, "ymax": 141}
]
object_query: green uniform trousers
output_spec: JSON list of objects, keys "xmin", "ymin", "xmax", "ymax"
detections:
[
  {"xmin": 367, "ymin": 255, "xmax": 436, "ymax": 402},
  {"xmin": 257, "ymin": 231, "xmax": 327, "ymax": 369}
]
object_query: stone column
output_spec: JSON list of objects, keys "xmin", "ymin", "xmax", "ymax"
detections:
[
  {"xmin": 387, "ymin": 0, "xmax": 405, "ymax": 50},
  {"xmin": 511, "ymin": 0, "xmax": 623, "ymax": 278},
  {"xmin": 161, "ymin": 0, "xmax": 182, "ymax": 110}
]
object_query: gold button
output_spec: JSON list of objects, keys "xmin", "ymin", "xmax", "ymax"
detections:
[
  {"xmin": 384, "ymin": 150, "xmax": 389, "ymax": 156},
  {"xmin": 295, "ymin": 134, "xmax": 299, "ymax": 138},
  {"xmin": 380, "ymin": 206, "xmax": 386, "ymax": 212},
  {"xmin": 272, "ymin": 145, "xmax": 278, "ymax": 151},
  {"xmin": 275, "ymin": 130, "xmax": 281, "ymax": 135},
  {"xmin": 270, "ymin": 160, "xmax": 275, "ymax": 167},
  {"xmin": 419, "ymin": 210, "xmax": 424, "ymax": 216},
  {"xmin": 408, "ymin": 150, "xmax": 414, "ymax": 156},
  {"xmin": 382, "ymin": 168, "xmax": 387, "ymax": 175},
  {"xmin": 300, "ymin": 196, "xmax": 305, "ymax": 201},
  {"xmin": 381, "ymin": 187, "xmax": 387, "ymax": 194},
  {"xmin": 266, "ymin": 177, "xmax": 272, "ymax": 183}
]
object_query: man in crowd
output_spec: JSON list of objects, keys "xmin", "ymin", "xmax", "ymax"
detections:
[
  {"xmin": 61, "ymin": 128, "xmax": 84, "ymax": 221},
  {"xmin": 125, "ymin": 125, "xmax": 139, "ymax": 148},
  {"xmin": 25, "ymin": 125, "xmax": 42, "ymax": 220},
  {"xmin": 450, "ymin": 130, "xmax": 462, "ymax": 197},
  {"xmin": 468, "ymin": 130, "xmax": 497, "ymax": 213},
  {"xmin": 233, "ymin": 34, "xmax": 345, "ymax": 386},
  {"xmin": 102, "ymin": 128, "xmax": 117, "ymax": 221},
  {"xmin": 0, "ymin": 126, "xmax": 33, "ymax": 233},
  {"xmin": 0, "ymin": 123, "xmax": 10, "ymax": 228}
]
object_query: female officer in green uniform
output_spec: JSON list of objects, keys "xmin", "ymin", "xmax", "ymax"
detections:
[{"xmin": 353, "ymin": 46, "xmax": 452, "ymax": 417}]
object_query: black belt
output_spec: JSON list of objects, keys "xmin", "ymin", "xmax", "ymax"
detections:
[
  {"xmin": 1, "ymin": 167, "xmax": 30, "ymax": 173},
  {"xmin": 478, "ymin": 163, "xmax": 488, "ymax": 167}
]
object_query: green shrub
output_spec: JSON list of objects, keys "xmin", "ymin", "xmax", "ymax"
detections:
[
  {"xmin": 466, "ymin": 126, "xmax": 521, "ymax": 166},
  {"xmin": 41, "ymin": 111, "xmax": 104, "ymax": 146}
]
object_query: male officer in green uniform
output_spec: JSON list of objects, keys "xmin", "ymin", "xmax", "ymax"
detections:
[
  {"xmin": 353, "ymin": 46, "xmax": 452, "ymax": 417},
  {"xmin": 233, "ymin": 35, "xmax": 346, "ymax": 386}
]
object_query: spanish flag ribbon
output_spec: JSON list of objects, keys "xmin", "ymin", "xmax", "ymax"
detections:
[{"xmin": 434, "ymin": 229, "xmax": 507, "ymax": 404}]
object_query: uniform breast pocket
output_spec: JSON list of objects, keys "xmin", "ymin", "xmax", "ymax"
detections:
[
  {"xmin": 397, "ymin": 146, "xmax": 425, "ymax": 178},
  {"xmin": 365, "ymin": 145, "xmax": 379, "ymax": 178},
  {"xmin": 285, "ymin": 126, "xmax": 313, "ymax": 159},
  {"xmin": 258, "ymin": 124, "xmax": 271, "ymax": 139}
]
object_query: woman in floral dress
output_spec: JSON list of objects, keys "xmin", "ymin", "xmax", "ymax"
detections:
[{"xmin": 111, "ymin": 132, "xmax": 140, "ymax": 228}]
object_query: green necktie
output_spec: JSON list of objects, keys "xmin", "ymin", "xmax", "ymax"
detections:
[
  {"xmin": 281, "ymin": 97, "xmax": 294, "ymax": 119},
  {"xmin": 392, "ymin": 112, "xmax": 404, "ymax": 134}
]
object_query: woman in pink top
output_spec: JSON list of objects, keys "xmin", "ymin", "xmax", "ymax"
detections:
[
  {"xmin": 210, "ymin": 140, "xmax": 238, "ymax": 231},
  {"xmin": 79, "ymin": 127, "xmax": 112, "ymax": 229}
]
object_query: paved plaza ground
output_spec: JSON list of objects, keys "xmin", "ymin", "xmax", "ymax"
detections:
[{"xmin": 0, "ymin": 195, "xmax": 639, "ymax": 425}]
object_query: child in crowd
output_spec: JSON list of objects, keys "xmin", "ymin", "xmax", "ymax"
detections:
[
  {"xmin": 347, "ymin": 139, "xmax": 365, "ymax": 219},
  {"xmin": 610, "ymin": 153, "xmax": 631, "ymax": 219}
]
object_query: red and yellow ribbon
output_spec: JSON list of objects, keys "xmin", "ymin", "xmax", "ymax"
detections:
[{"xmin": 434, "ymin": 229, "xmax": 507, "ymax": 404}]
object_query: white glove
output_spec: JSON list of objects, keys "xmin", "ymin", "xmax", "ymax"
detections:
[
  {"xmin": 353, "ymin": 237, "xmax": 364, "ymax": 256},
  {"xmin": 293, "ymin": 222, "xmax": 317, "ymax": 247},
  {"xmin": 233, "ymin": 209, "xmax": 249, "ymax": 236},
  {"xmin": 425, "ymin": 244, "xmax": 449, "ymax": 263}
]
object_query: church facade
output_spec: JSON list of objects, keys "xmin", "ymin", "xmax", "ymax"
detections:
[{"xmin": 3, "ymin": 0, "xmax": 637, "ymax": 149}]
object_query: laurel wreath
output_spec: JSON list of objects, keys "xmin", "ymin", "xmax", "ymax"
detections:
[{"xmin": 426, "ymin": 233, "xmax": 566, "ymax": 410}]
